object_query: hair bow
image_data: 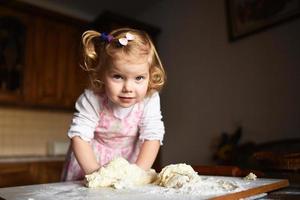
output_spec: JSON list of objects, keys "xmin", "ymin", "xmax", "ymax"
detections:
[
  {"xmin": 100, "ymin": 32, "xmax": 114, "ymax": 43},
  {"xmin": 118, "ymin": 32, "xmax": 135, "ymax": 46}
]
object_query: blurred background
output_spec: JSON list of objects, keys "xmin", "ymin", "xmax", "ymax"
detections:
[{"xmin": 0, "ymin": 0, "xmax": 299, "ymax": 187}]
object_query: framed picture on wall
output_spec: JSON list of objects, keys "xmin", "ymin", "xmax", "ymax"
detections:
[{"xmin": 226, "ymin": 0, "xmax": 300, "ymax": 41}]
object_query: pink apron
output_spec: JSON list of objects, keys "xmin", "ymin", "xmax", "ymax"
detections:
[{"xmin": 62, "ymin": 96, "xmax": 144, "ymax": 181}]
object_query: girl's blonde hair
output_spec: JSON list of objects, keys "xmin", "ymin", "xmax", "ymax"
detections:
[{"xmin": 81, "ymin": 28, "xmax": 166, "ymax": 95}]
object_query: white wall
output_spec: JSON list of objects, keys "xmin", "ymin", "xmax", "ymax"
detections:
[
  {"xmin": 0, "ymin": 107, "xmax": 72, "ymax": 156},
  {"xmin": 139, "ymin": 1, "xmax": 300, "ymax": 165}
]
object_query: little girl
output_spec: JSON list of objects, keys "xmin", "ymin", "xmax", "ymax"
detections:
[{"xmin": 62, "ymin": 28, "xmax": 166, "ymax": 181}]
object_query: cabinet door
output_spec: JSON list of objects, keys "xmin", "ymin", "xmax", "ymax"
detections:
[
  {"xmin": 30, "ymin": 17, "xmax": 68, "ymax": 107},
  {"xmin": 61, "ymin": 25, "xmax": 88, "ymax": 108},
  {"xmin": 0, "ymin": 161, "xmax": 64, "ymax": 187},
  {"xmin": 29, "ymin": 16, "xmax": 86, "ymax": 109},
  {"xmin": 0, "ymin": 6, "xmax": 32, "ymax": 105}
]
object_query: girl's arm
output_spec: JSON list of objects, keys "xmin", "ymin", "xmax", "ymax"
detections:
[
  {"xmin": 72, "ymin": 136, "xmax": 100, "ymax": 174},
  {"xmin": 135, "ymin": 140, "xmax": 160, "ymax": 170}
]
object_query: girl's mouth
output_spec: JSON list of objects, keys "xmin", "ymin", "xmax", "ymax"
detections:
[
  {"xmin": 119, "ymin": 96, "xmax": 135, "ymax": 103},
  {"xmin": 119, "ymin": 96, "xmax": 134, "ymax": 99}
]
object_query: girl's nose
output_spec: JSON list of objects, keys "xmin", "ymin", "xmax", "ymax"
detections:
[{"xmin": 122, "ymin": 80, "xmax": 133, "ymax": 93}]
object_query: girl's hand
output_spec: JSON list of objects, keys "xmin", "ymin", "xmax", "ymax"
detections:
[
  {"xmin": 135, "ymin": 140, "xmax": 160, "ymax": 170},
  {"xmin": 72, "ymin": 136, "xmax": 100, "ymax": 174}
]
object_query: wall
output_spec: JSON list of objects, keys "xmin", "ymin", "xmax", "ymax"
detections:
[
  {"xmin": 138, "ymin": 1, "xmax": 300, "ymax": 165},
  {"xmin": 0, "ymin": 107, "xmax": 72, "ymax": 156}
]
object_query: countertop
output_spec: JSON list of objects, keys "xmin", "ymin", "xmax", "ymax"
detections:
[
  {"xmin": 0, "ymin": 155, "xmax": 66, "ymax": 163},
  {"xmin": 0, "ymin": 176, "xmax": 291, "ymax": 200}
]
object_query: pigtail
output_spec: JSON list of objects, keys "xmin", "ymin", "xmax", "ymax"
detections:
[
  {"xmin": 81, "ymin": 30, "xmax": 110, "ymax": 92},
  {"xmin": 147, "ymin": 34, "xmax": 166, "ymax": 93},
  {"xmin": 81, "ymin": 30, "xmax": 101, "ymax": 72}
]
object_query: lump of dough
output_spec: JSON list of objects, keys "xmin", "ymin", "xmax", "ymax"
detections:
[
  {"xmin": 155, "ymin": 163, "xmax": 198, "ymax": 188},
  {"xmin": 85, "ymin": 157, "xmax": 157, "ymax": 189},
  {"xmin": 243, "ymin": 172, "xmax": 257, "ymax": 181}
]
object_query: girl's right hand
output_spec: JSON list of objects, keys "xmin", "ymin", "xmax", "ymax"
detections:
[{"xmin": 72, "ymin": 136, "xmax": 100, "ymax": 174}]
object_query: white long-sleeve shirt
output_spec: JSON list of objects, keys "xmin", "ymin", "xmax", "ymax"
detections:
[{"xmin": 67, "ymin": 89, "xmax": 165, "ymax": 144}]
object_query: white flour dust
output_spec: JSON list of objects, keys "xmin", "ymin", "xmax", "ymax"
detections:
[{"xmin": 156, "ymin": 176, "xmax": 242, "ymax": 197}]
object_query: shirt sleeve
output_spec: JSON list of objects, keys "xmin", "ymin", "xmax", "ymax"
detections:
[
  {"xmin": 67, "ymin": 89, "xmax": 100, "ymax": 142},
  {"xmin": 139, "ymin": 92, "xmax": 165, "ymax": 145}
]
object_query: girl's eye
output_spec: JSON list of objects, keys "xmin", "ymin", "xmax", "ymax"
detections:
[
  {"xmin": 112, "ymin": 74, "xmax": 122, "ymax": 79},
  {"xmin": 136, "ymin": 76, "xmax": 145, "ymax": 81}
]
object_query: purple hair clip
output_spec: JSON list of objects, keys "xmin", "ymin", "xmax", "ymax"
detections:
[{"xmin": 100, "ymin": 32, "xmax": 114, "ymax": 43}]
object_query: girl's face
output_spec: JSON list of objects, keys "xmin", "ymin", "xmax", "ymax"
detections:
[{"xmin": 104, "ymin": 59, "xmax": 150, "ymax": 108}]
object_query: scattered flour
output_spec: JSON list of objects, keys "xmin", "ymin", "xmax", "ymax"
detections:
[{"xmin": 161, "ymin": 176, "xmax": 242, "ymax": 197}]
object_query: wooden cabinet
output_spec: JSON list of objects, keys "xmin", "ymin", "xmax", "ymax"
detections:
[
  {"xmin": 25, "ymin": 15, "xmax": 86, "ymax": 108},
  {"xmin": 0, "ymin": 160, "xmax": 64, "ymax": 187},
  {"xmin": 0, "ymin": 6, "xmax": 31, "ymax": 105},
  {"xmin": 0, "ymin": 3, "xmax": 88, "ymax": 110}
]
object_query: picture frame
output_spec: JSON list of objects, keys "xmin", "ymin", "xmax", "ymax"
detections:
[{"xmin": 226, "ymin": 0, "xmax": 300, "ymax": 41}]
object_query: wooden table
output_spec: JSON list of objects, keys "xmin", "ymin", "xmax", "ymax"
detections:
[
  {"xmin": 260, "ymin": 185, "xmax": 300, "ymax": 200},
  {"xmin": 0, "ymin": 176, "xmax": 290, "ymax": 200}
]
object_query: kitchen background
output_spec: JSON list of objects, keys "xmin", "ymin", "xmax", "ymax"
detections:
[{"xmin": 1, "ymin": 0, "xmax": 299, "ymax": 177}]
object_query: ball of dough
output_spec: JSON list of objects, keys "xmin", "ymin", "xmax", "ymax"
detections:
[
  {"xmin": 85, "ymin": 157, "xmax": 157, "ymax": 189},
  {"xmin": 155, "ymin": 163, "xmax": 198, "ymax": 188}
]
